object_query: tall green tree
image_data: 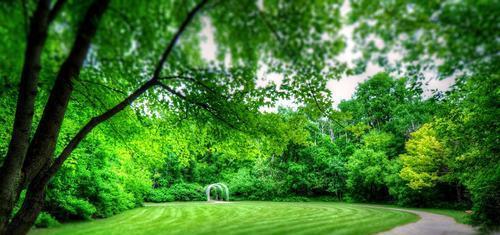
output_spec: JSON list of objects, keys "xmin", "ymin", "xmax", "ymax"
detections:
[
  {"xmin": 0, "ymin": 0, "xmax": 344, "ymax": 233},
  {"xmin": 434, "ymin": 74, "xmax": 500, "ymax": 226}
]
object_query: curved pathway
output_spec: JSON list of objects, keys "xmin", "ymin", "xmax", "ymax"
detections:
[{"xmin": 374, "ymin": 207, "xmax": 477, "ymax": 235}]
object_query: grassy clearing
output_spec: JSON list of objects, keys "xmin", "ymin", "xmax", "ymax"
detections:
[{"xmin": 29, "ymin": 202, "xmax": 418, "ymax": 235}]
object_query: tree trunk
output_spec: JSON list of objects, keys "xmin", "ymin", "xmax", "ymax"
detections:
[
  {"xmin": 1, "ymin": 0, "xmax": 211, "ymax": 232},
  {"xmin": 21, "ymin": 0, "xmax": 110, "ymax": 188},
  {"xmin": 329, "ymin": 127, "xmax": 335, "ymax": 141},
  {"xmin": 0, "ymin": 0, "xmax": 52, "ymax": 232},
  {"xmin": 4, "ymin": 166, "xmax": 48, "ymax": 235},
  {"xmin": 5, "ymin": 78, "xmax": 153, "ymax": 234},
  {"xmin": 0, "ymin": 1, "xmax": 109, "ymax": 234}
]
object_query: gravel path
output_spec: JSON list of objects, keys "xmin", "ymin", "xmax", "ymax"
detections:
[{"xmin": 376, "ymin": 207, "xmax": 477, "ymax": 235}]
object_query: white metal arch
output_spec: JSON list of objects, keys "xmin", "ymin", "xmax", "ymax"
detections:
[{"xmin": 205, "ymin": 183, "xmax": 229, "ymax": 201}]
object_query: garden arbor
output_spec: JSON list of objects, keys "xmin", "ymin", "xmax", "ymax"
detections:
[{"xmin": 205, "ymin": 183, "xmax": 229, "ymax": 201}]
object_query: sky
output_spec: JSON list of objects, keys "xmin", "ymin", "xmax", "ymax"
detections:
[{"xmin": 197, "ymin": 2, "xmax": 455, "ymax": 112}]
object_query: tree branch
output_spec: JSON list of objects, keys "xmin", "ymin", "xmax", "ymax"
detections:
[
  {"xmin": 48, "ymin": 0, "xmax": 67, "ymax": 23},
  {"xmin": 42, "ymin": 0, "xmax": 211, "ymax": 181},
  {"xmin": 169, "ymin": 75, "xmax": 226, "ymax": 98},
  {"xmin": 44, "ymin": 79, "xmax": 157, "ymax": 180},
  {"xmin": 152, "ymin": 0, "xmax": 209, "ymax": 80},
  {"xmin": 75, "ymin": 77, "xmax": 128, "ymax": 95},
  {"xmin": 155, "ymin": 81, "xmax": 239, "ymax": 130},
  {"xmin": 73, "ymin": 83, "xmax": 144, "ymax": 157}
]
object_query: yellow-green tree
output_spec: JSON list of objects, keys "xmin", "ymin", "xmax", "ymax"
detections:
[{"xmin": 399, "ymin": 124, "xmax": 448, "ymax": 190}]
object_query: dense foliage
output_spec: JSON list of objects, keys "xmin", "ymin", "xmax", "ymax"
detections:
[
  {"xmin": 5, "ymin": 72, "xmax": 498, "ymax": 228},
  {"xmin": 0, "ymin": 0, "xmax": 498, "ymax": 233}
]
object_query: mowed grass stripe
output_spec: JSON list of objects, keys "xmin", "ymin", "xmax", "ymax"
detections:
[
  {"xmin": 71, "ymin": 208, "xmax": 159, "ymax": 235},
  {"xmin": 295, "ymin": 209, "xmax": 416, "ymax": 235},
  {"xmin": 217, "ymin": 204, "xmax": 341, "ymax": 228},
  {"xmin": 223, "ymin": 205, "xmax": 363, "ymax": 234},
  {"xmin": 250, "ymin": 206, "xmax": 380, "ymax": 234},
  {"xmin": 30, "ymin": 202, "xmax": 419, "ymax": 235},
  {"xmin": 60, "ymin": 207, "xmax": 151, "ymax": 235}
]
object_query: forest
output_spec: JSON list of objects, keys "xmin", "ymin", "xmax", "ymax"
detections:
[{"xmin": 0, "ymin": 0, "xmax": 498, "ymax": 234}]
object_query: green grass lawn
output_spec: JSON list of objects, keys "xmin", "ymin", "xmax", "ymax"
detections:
[{"xmin": 29, "ymin": 201, "xmax": 419, "ymax": 235}]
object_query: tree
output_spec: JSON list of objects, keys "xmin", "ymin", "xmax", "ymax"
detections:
[
  {"xmin": 346, "ymin": 148, "xmax": 390, "ymax": 201},
  {"xmin": 1, "ymin": 1, "xmax": 113, "ymax": 233},
  {"xmin": 387, "ymin": 123, "xmax": 456, "ymax": 207},
  {"xmin": 0, "ymin": 0, "xmax": 344, "ymax": 233},
  {"xmin": 434, "ymin": 73, "xmax": 500, "ymax": 226},
  {"xmin": 398, "ymin": 124, "xmax": 448, "ymax": 190},
  {"xmin": 339, "ymin": 73, "xmax": 433, "ymax": 154}
]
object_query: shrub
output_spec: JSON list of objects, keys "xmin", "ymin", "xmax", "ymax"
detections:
[
  {"xmin": 47, "ymin": 196, "xmax": 97, "ymax": 220},
  {"xmin": 35, "ymin": 212, "xmax": 60, "ymax": 228},
  {"xmin": 146, "ymin": 183, "xmax": 204, "ymax": 202},
  {"xmin": 168, "ymin": 183, "xmax": 205, "ymax": 201},
  {"xmin": 227, "ymin": 168, "xmax": 284, "ymax": 200},
  {"xmin": 147, "ymin": 188, "xmax": 175, "ymax": 202}
]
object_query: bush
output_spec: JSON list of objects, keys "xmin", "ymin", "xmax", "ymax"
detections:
[
  {"xmin": 35, "ymin": 212, "xmax": 60, "ymax": 228},
  {"xmin": 147, "ymin": 188, "xmax": 175, "ymax": 202},
  {"xmin": 146, "ymin": 183, "xmax": 204, "ymax": 202},
  {"xmin": 45, "ymin": 195, "xmax": 97, "ymax": 220},
  {"xmin": 44, "ymin": 145, "xmax": 151, "ymax": 220},
  {"xmin": 169, "ymin": 183, "xmax": 205, "ymax": 201},
  {"xmin": 92, "ymin": 181, "xmax": 137, "ymax": 218},
  {"xmin": 227, "ymin": 168, "xmax": 285, "ymax": 200}
]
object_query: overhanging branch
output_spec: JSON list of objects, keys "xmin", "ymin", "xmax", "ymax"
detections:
[
  {"xmin": 45, "ymin": 79, "xmax": 157, "ymax": 180},
  {"xmin": 48, "ymin": 0, "xmax": 67, "ymax": 23},
  {"xmin": 152, "ymin": 0, "xmax": 209, "ymax": 80},
  {"xmin": 43, "ymin": 0, "xmax": 211, "ymax": 181},
  {"xmin": 156, "ymin": 81, "xmax": 239, "ymax": 130}
]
